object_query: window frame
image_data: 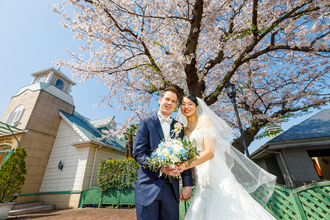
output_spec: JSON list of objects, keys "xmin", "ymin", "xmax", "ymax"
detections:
[
  {"xmin": 36, "ymin": 74, "xmax": 47, "ymax": 83},
  {"xmin": 5, "ymin": 105, "xmax": 25, "ymax": 126},
  {"xmin": 54, "ymin": 78, "xmax": 66, "ymax": 91}
]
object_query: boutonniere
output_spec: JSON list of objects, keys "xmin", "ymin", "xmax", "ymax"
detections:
[{"xmin": 172, "ymin": 122, "xmax": 183, "ymax": 138}]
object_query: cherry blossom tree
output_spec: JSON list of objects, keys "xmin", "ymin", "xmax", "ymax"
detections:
[{"xmin": 52, "ymin": 0, "xmax": 330, "ymax": 153}]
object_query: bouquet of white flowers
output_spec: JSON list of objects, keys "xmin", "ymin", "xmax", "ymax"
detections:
[{"xmin": 145, "ymin": 122, "xmax": 200, "ymax": 172}]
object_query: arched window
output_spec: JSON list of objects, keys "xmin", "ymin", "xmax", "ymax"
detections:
[
  {"xmin": 54, "ymin": 78, "xmax": 66, "ymax": 91},
  {"xmin": 5, "ymin": 105, "xmax": 25, "ymax": 126},
  {"xmin": 37, "ymin": 75, "xmax": 46, "ymax": 83}
]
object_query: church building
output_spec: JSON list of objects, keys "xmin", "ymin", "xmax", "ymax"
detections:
[{"xmin": 0, "ymin": 67, "xmax": 125, "ymax": 209}]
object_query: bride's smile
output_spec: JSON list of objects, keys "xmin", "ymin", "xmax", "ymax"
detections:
[{"xmin": 181, "ymin": 97, "xmax": 198, "ymax": 118}]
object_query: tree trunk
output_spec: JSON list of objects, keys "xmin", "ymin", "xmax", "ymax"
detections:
[
  {"xmin": 231, "ymin": 121, "xmax": 267, "ymax": 154},
  {"xmin": 125, "ymin": 134, "xmax": 134, "ymax": 159}
]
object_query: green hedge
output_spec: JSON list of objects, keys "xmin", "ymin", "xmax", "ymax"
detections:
[{"xmin": 97, "ymin": 158, "xmax": 139, "ymax": 191}]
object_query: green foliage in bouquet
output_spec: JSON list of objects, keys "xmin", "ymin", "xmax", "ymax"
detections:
[
  {"xmin": 97, "ymin": 158, "xmax": 139, "ymax": 191},
  {"xmin": 182, "ymin": 139, "xmax": 200, "ymax": 165},
  {"xmin": 0, "ymin": 147, "xmax": 27, "ymax": 203}
]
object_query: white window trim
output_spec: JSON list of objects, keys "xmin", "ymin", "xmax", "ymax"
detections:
[
  {"xmin": 31, "ymin": 76, "xmax": 37, "ymax": 84},
  {"xmin": 6, "ymin": 105, "xmax": 25, "ymax": 126},
  {"xmin": 45, "ymin": 71, "xmax": 54, "ymax": 84},
  {"xmin": 37, "ymin": 74, "xmax": 47, "ymax": 83}
]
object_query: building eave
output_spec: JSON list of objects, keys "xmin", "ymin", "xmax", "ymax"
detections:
[
  {"xmin": 251, "ymin": 137, "xmax": 330, "ymax": 160},
  {"xmin": 70, "ymin": 140, "xmax": 124, "ymax": 153}
]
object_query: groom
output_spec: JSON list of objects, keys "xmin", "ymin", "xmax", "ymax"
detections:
[{"xmin": 133, "ymin": 87, "xmax": 193, "ymax": 220}]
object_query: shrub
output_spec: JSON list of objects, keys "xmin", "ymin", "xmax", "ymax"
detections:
[
  {"xmin": 97, "ymin": 158, "xmax": 139, "ymax": 191},
  {"xmin": 0, "ymin": 147, "xmax": 27, "ymax": 203}
]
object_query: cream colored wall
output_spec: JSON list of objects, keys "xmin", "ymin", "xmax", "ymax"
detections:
[
  {"xmin": 82, "ymin": 146, "xmax": 96, "ymax": 190},
  {"xmin": 37, "ymin": 193, "xmax": 81, "ymax": 209},
  {"xmin": 90, "ymin": 148, "xmax": 125, "ymax": 188},
  {"xmin": 39, "ymin": 119, "xmax": 89, "ymax": 192}
]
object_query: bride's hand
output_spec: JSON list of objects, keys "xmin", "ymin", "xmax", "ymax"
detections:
[
  {"xmin": 176, "ymin": 162, "xmax": 190, "ymax": 170},
  {"xmin": 161, "ymin": 165, "xmax": 182, "ymax": 177}
]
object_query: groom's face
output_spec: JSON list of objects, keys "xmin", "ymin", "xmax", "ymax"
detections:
[{"xmin": 159, "ymin": 91, "xmax": 177, "ymax": 117}]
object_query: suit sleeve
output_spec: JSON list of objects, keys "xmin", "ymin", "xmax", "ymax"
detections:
[
  {"xmin": 179, "ymin": 122, "xmax": 194, "ymax": 187},
  {"xmin": 181, "ymin": 169, "xmax": 193, "ymax": 187},
  {"xmin": 133, "ymin": 119, "xmax": 150, "ymax": 166}
]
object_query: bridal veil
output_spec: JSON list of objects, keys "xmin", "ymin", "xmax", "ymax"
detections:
[{"xmin": 176, "ymin": 97, "xmax": 277, "ymax": 207}]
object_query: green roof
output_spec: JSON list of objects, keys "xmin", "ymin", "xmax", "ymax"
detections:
[
  {"xmin": 60, "ymin": 111, "xmax": 125, "ymax": 151},
  {"xmin": 89, "ymin": 116, "xmax": 114, "ymax": 132}
]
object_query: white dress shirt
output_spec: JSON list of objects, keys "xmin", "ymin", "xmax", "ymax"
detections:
[
  {"xmin": 157, "ymin": 112, "xmax": 172, "ymax": 177},
  {"xmin": 157, "ymin": 112, "xmax": 171, "ymax": 139}
]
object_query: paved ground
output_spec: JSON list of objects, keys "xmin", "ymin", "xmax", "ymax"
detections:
[{"xmin": 8, "ymin": 208, "xmax": 137, "ymax": 220}]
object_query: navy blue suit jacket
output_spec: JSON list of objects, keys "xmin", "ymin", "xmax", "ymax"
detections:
[{"xmin": 133, "ymin": 114, "xmax": 193, "ymax": 206}]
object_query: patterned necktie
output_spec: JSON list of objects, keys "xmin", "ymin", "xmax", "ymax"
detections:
[
  {"xmin": 158, "ymin": 113, "xmax": 172, "ymax": 124},
  {"xmin": 161, "ymin": 117, "xmax": 172, "ymax": 124}
]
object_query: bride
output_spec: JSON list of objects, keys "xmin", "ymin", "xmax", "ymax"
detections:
[{"xmin": 176, "ymin": 94, "xmax": 277, "ymax": 220}]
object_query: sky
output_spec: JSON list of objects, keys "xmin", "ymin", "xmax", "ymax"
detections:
[
  {"xmin": 0, "ymin": 1, "xmax": 132, "ymax": 120},
  {"xmin": 0, "ymin": 0, "xmax": 328, "ymax": 154}
]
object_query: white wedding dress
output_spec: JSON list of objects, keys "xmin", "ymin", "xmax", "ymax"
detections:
[{"xmin": 183, "ymin": 127, "xmax": 276, "ymax": 220}]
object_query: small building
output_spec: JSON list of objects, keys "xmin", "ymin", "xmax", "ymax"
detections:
[
  {"xmin": 0, "ymin": 67, "xmax": 125, "ymax": 209},
  {"xmin": 251, "ymin": 109, "xmax": 330, "ymax": 189}
]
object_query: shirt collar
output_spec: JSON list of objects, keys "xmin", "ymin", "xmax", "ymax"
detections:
[{"xmin": 157, "ymin": 111, "xmax": 171, "ymax": 120}]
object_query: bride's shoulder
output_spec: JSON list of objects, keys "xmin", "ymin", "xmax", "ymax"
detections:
[
  {"xmin": 197, "ymin": 115, "xmax": 213, "ymax": 129},
  {"xmin": 198, "ymin": 115, "xmax": 210, "ymax": 120},
  {"xmin": 198, "ymin": 115, "xmax": 212, "ymax": 124}
]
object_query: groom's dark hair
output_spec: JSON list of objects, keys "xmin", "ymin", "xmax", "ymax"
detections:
[{"xmin": 161, "ymin": 87, "xmax": 179, "ymax": 100}]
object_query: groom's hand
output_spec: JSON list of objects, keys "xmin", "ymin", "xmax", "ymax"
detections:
[
  {"xmin": 180, "ymin": 187, "xmax": 192, "ymax": 201},
  {"xmin": 161, "ymin": 165, "xmax": 182, "ymax": 177}
]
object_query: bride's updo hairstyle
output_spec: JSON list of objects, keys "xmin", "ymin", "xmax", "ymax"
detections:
[{"xmin": 182, "ymin": 94, "xmax": 199, "ymax": 106}]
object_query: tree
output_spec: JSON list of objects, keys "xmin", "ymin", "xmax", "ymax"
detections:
[
  {"xmin": 52, "ymin": 0, "xmax": 330, "ymax": 153},
  {"xmin": 124, "ymin": 124, "xmax": 137, "ymax": 159},
  {"xmin": 0, "ymin": 147, "xmax": 27, "ymax": 203}
]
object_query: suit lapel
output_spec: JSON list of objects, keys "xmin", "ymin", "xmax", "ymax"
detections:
[{"xmin": 151, "ymin": 114, "xmax": 164, "ymax": 140}]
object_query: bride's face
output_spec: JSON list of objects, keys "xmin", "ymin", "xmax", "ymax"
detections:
[{"xmin": 181, "ymin": 97, "xmax": 198, "ymax": 117}]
